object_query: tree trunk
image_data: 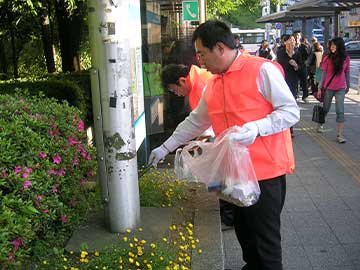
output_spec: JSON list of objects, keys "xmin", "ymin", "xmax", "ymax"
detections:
[
  {"xmin": 9, "ymin": 24, "xmax": 18, "ymax": 78},
  {"xmin": 40, "ymin": 8, "xmax": 56, "ymax": 73},
  {"xmin": 55, "ymin": 0, "xmax": 84, "ymax": 72},
  {"xmin": 0, "ymin": 38, "xmax": 8, "ymax": 75}
]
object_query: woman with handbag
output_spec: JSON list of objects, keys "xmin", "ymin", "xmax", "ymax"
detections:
[{"xmin": 316, "ymin": 37, "xmax": 350, "ymax": 143}]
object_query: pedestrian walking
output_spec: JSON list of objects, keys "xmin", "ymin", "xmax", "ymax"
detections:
[
  {"xmin": 276, "ymin": 34, "xmax": 300, "ymax": 137},
  {"xmin": 149, "ymin": 20, "xmax": 300, "ymax": 270},
  {"xmin": 316, "ymin": 37, "xmax": 350, "ymax": 143},
  {"xmin": 256, "ymin": 40, "xmax": 275, "ymax": 60},
  {"xmin": 294, "ymin": 31, "xmax": 310, "ymax": 103}
]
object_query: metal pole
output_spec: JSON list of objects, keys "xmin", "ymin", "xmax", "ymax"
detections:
[{"xmin": 88, "ymin": 0, "xmax": 140, "ymax": 233}]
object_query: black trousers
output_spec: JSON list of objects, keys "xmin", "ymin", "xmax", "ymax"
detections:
[
  {"xmin": 298, "ymin": 67, "xmax": 308, "ymax": 99},
  {"xmin": 233, "ymin": 175, "xmax": 286, "ymax": 270}
]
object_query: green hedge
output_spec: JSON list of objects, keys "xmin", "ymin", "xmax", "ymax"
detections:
[{"xmin": 0, "ymin": 72, "xmax": 93, "ymax": 125}]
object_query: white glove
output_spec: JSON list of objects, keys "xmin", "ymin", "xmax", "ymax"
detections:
[
  {"xmin": 225, "ymin": 122, "xmax": 259, "ymax": 146},
  {"xmin": 148, "ymin": 144, "xmax": 170, "ymax": 167}
]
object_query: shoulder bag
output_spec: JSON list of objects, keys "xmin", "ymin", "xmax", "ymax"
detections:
[{"xmin": 317, "ymin": 71, "xmax": 336, "ymax": 102}]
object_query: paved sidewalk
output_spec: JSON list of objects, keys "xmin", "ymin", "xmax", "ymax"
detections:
[{"xmin": 223, "ymin": 89, "xmax": 360, "ymax": 270}]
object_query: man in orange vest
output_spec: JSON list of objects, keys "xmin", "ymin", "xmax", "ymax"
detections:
[
  {"xmin": 149, "ymin": 20, "xmax": 299, "ymax": 270},
  {"xmin": 162, "ymin": 63, "xmax": 234, "ymax": 228},
  {"xmin": 161, "ymin": 64, "xmax": 212, "ymax": 111}
]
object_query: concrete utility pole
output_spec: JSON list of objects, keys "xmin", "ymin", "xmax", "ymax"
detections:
[
  {"xmin": 88, "ymin": 0, "xmax": 141, "ymax": 233},
  {"xmin": 199, "ymin": 0, "xmax": 206, "ymax": 23},
  {"xmin": 261, "ymin": 0, "xmax": 272, "ymax": 41}
]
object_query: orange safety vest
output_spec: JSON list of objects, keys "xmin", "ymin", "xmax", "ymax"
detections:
[
  {"xmin": 187, "ymin": 65, "xmax": 213, "ymax": 110},
  {"xmin": 204, "ymin": 54, "xmax": 294, "ymax": 181}
]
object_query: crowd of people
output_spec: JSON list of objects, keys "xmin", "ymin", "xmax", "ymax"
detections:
[{"xmin": 271, "ymin": 32, "xmax": 350, "ymax": 141}]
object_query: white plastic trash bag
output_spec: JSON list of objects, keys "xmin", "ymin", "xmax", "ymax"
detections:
[{"xmin": 175, "ymin": 126, "xmax": 260, "ymax": 207}]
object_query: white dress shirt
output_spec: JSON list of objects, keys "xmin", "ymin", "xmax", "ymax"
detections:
[{"xmin": 163, "ymin": 60, "xmax": 300, "ymax": 152}]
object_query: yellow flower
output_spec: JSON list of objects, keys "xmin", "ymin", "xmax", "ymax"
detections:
[
  {"xmin": 140, "ymin": 239, "xmax": 146, "ymax": 245},
  {"xmin": 43, "ymin": 261, "xmax": 47, "ymax": 265},
  {"xmin": 63, "ymin": 257, "xmax": 68, "ymax": 262},
  {"xmin": 135, "ymin": 261, "xmax": 140, "ymax": 266},
  {"xmin": 187, "ymin": 223, "xmax": 193, "ymax": 228},
  {"xmin": 162, "ymin": 237, "xmax": 168, "ymax": 242},
  {"xmin": 146, "ymin": 263, "xmax": 153, "ymax": 269},
  {"xmin": 150, "ymin": 243, "xmax": 156, "ymax": 249},
  {"xmin": 123, "ymin": 236, "xmax": 128, "ymax": 242},
  {"xmin": 128, "ymin": 251, "xmax": 135, "ymax": 257},
  {"xmin": 198, "ymin": 249, "xmax": 203, "ymax": 254},
  {"xmin": 133, "ymin": 237, "xmax": 139, "ymax": 242},
  {"xmin": 160, "ymin": 256, "xmax": 164, "ymax": 261},
  {"xmin": 94, "ymin": 251, "xmax": 100, "ymax": 256},
  {"xmin": 129, "ymin": 257, "xmax": 134, "ymax": 263},
  {"xmin": 126, "ymin": 228, "xmax": 132, "ymax": 233},
  {"xmin": 129, "ymin": 243, "xmax": 134, "ymax": 248},
  {"xmin": 138, "ymin": 227, "xmax": 143, "ymax": 232}
]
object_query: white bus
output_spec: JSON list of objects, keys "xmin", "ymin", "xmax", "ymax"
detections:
[{"xmin": 231, "ymin": 28, "xmax": 276, "ymax": 55}]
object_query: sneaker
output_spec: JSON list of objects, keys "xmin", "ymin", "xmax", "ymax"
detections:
[
  {"xmin": 337, "ymin": 136, "xmax": 346, "ymax": 144},
  {"xmin": 317, "ymin": 125, "xmax": 324, "ymax": 133}
]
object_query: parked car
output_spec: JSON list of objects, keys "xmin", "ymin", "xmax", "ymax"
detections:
[{"xmin": 345, "ymin": 40, "xmax": 360, "ymax": 59}]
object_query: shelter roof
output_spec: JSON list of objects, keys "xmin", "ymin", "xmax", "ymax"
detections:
[{"xmin": 256, "ymin": 0, "xmax": 360, "ymax": 23}]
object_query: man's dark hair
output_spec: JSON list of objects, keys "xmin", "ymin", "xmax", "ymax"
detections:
[
  {"xmin": 192, "ymin": 20, "xmax": 236, "ymax": 50},
  {"xmin": 161, "ymin": 64, "xmax": 191, "ymax": 89}
]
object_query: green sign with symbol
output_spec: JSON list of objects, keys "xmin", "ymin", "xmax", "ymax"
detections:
[{"xmin": 182, "ymin": 1, "xmax": 199, "ymax": 21}]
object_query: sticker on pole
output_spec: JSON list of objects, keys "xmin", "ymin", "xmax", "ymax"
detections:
[{"xmin": 182, "ymin": 1, "xmax": 199, "ymax": 21}]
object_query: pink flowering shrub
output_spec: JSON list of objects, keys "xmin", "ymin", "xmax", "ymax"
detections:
[{"xmin": 0, "ymin": 94, "xmax": 98, "ymax": 267}]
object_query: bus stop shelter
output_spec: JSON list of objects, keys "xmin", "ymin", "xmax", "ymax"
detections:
[{"xmin": 256, "ymin": 0, "xmax": 360, "ymax": 43}]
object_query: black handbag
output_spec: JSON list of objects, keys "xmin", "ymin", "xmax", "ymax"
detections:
[{"xmin": 312, "ymin": 104, "xmax": 325, "ymax": 124}]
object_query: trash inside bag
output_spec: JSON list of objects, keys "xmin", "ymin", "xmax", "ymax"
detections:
[{"xmin": 174, "ymin": 126, "xmax": 260, "ymax": 207}]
